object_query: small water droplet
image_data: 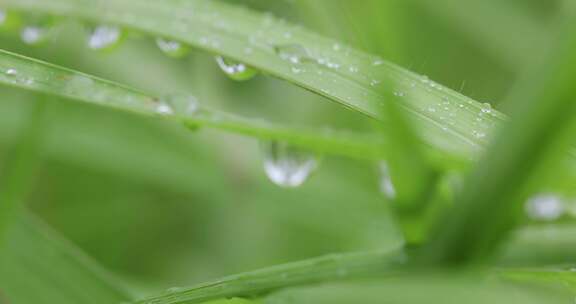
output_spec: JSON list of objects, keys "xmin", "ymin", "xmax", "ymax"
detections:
[
  {"xmin": 348, "ymin": 66, "xmax": 359, "ymax": 73},
  {"xmin": 166, "ymin": 287, "xmax": 183, "ymax": 293},
  {"xmin": 370, "ymin": 79, "xmax": 381, "ymax": 87},
  {"xmin": 394, "ymin": 91, "xmax": 405, "ymax": 97},
  {"xmin": 215, "ymin": 56, "xmax": 258, "ymax": 81},
  {"xmin": 156, "ymin": 38, "xmax": 190, "ymax": 58},
  {"xmin": 525, "ymin": 194, "xmax": 565, "ymax": 221},
  {"xmin": 379, "ymin": 162, "xmax": 396, "ymax": 199},
  {"xmin": 161, "ymin": 93, "xmax": 199, "ymax": 115},
  {"xmin": 21, "ymin": 26, "xmax": 49, "ymax": 45},
  {"xmin": 5, "ymin": 68, "xmax": 17, "ymax": 77},
  {"xmin": 372, "ymin": 58, "xmax": 384, "ymax": 66},
  {"xmin": 155, "ymin": 101, "xmax": 174, "ymax": 115},
  {"xmin": 480, "ymin": 102, "xmax": 492, "ymax": 113},
  {"xmin": 88, "ymin": 25, "xmax": 122, "ymax": 50},
  {"xmin": 275, "ymin": 44, "xmax": 311, "ymax": 64},
  {"xmin": 262, "ymin": 141, "xmax": 318, "ymax": 188}
]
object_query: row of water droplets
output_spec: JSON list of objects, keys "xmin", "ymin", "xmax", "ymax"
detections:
[{"xmin": 0, "ymin": 7, "xmax": 496, "ymax": 193}]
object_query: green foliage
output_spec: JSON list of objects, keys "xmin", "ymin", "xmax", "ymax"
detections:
[{"xmin": 1, "ymin": 1, "xmax": 576, "ymax": 304}]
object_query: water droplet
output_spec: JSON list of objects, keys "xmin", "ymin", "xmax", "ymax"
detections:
[
  {"xmin": 5, "ymin": 68, "xmax": 17, "ymax": 77},
  {"xmin": 215, "ymin": 56, "xmax": 258, "ymax": 81},
  {"xmin": 525, "ymin": 194, "xmax": 565, "ymax": 221},
  {"xmin": 472, "ymin": 130, "xmax": 486, "ymax": 139},
  {"xmin": 372, "ymin": 58, "xmax": 385, "ymax": 66},
  {"xmin": 166, "ymin": 287, "xmax": 183, "ymax": 293},
  {"xmin": 379, "ymin": 162, "xmax": 396, "ymax": 199},
  {"xmin": 480, "ymin": 102, "xmax": 492, "ymax": 113},
  {"xmin": 21, "ymin": 26, "xmax": 49, "ymax": 45},
  {"xmin": 155, "ymin": 101, "xmax": 174, "ymax": 115},
  {"xmin": 156, "ymin": 38, "xmax": 190, "ymax": 58},
  {"xmin": 370, "ymin": 79, "xmax": 381, "ymax": 87},
  {"xmin": 262, "ymin": 141, "xmax": 318, "ymax": 188},
  {"xmin": 64, "ymin": 75, "xmax": 95, "ymax": 98},
  {"xmin": 88, "ymin": 25, "xmax": 122, "ymax": 50},
  {"xmin": 394, "ymin": 91, "xmax": 406, "ymax": 97},
  {"xmin": 275, "ymin": 44, "xmax": 311, "ymax": 64},
  {"xmin": 161, "ymin": 93, "xmax": 199, "ymax": 115}
]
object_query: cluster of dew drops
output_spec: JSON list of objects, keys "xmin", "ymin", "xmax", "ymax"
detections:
[
  {"xmin": 0, "ymin": 9, "xmax": 565, "ymax": 218},
  {"xmin": 0, "ymin": 8, "xmax": 327, "ymax": 190}
]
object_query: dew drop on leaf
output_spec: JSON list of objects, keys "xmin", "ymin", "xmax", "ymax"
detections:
[
  {"xmin": 88, "ymin": 25, "xmax": 122, "ymax": 50},
  {"xmin": 525, "ymin": 193, "xmax": 565, "ymax": 221},
  {"xmin": 262, "ymin": 141, "xmax": 318, "ymax": 188},
  {"xmin": 155, "ymin": 101, "xmax": 174, "ymax": 115},
  {"xmin": 274, "ymin": 44, "xmax": 311, "ymax": 64},
  {"xmin": 161, "ymin": 93, "xmax": 199, "ymax": 115},
  {"xmin": 215, "ymin": 56, "xmax": 258, "ymax": 81},
  {"xmin": 379, "ymin": 162, "xmax": 396, "ymax": 200},
  {"xmin": 5, "ymin": 68, "xmax": 17, "ymax": 77},
  {"xmin": 21, "ymin": 25, "xmax": 49, "ymax": 45},
  {"xmin": 156, "ymin": 38, "xmax": 190, "ymax": 58}
]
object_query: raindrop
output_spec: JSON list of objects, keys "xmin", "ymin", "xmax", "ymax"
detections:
[
  {"xmin": 480, "ymin": 102, "xmax": 492, "ymax": 113},
  {"xmin": 166, "ymin": 287, "xmax": 183, "ymax": 293},
  {"xmin": 155, "ymin": 101, "xmax": 174, "ymax": 115},
  {"xmin": 372, "ymin": 58, "xmax": 385, "ymax": 66},
  {"xmin": 21, "ymin": 26, "xmax": 49, "ymax": 45},
  {"xmin": 525, "ymin": 193, "xmax": 565, "ymax": 221},
  {"xmin": 88, "ymin": 25, "xmax": 122, "ymax": 50},
  {"xmin": 379, "ymin": 162, "xmax": 396, "ymax": 199},
  {"xmin": 64, "ymin": 75, "xmax": 95, "ymax": 97},
  {"xmin": 262, "ymin": 141, "xmax": 318, "ymax": 188},
  {"xmin": 5, "ymin": 68, "xmax": 17, "ymax": 77},
  {"xmin": 161, "ymin": 93, "xmax": 199, "ymax": 115},
  {"xmin": 215, "ymin": 56, "xmax": 258, "ymax": 81},
  {"xmin": 156, "ymin": 38, "xmax": 190, "ymax": 58},
  {"xmin": 274, "ymin": 44, "xmax": 311, "ymax": 64}
]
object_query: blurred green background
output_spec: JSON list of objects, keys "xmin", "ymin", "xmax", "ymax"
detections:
[{"xmin": 0, "ymin": 0, "xmax": 567, "ymax": 296}]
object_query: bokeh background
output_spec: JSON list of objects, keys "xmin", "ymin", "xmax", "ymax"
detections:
[{"xmin": 0, "ymin": 0, "xmax": 566, "ymax": 296}]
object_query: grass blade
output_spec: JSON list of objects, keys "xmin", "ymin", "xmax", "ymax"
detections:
[
  {"xmin": 0, "ymin": 48, "xmax": 397, "ymax": 162},
  {"xmin": 134, "ymin": 249, "xmax": 403, "ymax": 304},
  {"xmin": 0, "ymin": 214, "xmax": 131, "ymax": 304},
  {"xmin": 3, "ymin": 0, "xmax": 508, "ymax": 162},
  {"xmin": 422, "ymin": 14, "xmax": 576, "ymax": 265},
  {"xmin": 0, "ymin": 98, "xmax": 44, "ymax": 244}
]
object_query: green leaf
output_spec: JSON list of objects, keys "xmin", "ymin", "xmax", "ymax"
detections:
[
  {"xmin": 0, "ymin": 214, "xmax": 132, "ymax": 304},
  {"xmin": 422, "ymin": 14, "xmax": 576, "ymax": 265},
  {"xmin": 264, "ymin": 275, "xmax": 569, "ymax": 304},
  {"xmin": 0, "ymin": 49, "xmax": 392, "ymax": 162},
  {"xmin": 3, "ymin": 0, "xmax": 509, "ymax": 164},
  {"xmin": 134, "ymin": 249, "xmax": 403, "ymax": 304},
  {"xmin": 0, "ymin": 98, "xmax": 44, "ymax": 244}
]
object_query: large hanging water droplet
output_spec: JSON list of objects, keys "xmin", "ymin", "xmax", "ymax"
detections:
[
  {"xmin": 21, "ymin": 25, "xmax": 49, "ymax": 45},
  {"xmin": 156, "ymin": 38, "xmax": 190, "ymax": 58},
  {"xmin": 88, "ymin": 25, "xmax": 122, "ymax": 50},
  {"xmin": 525, "ymin": 193, "xmax": 565, "ymax": 221},
  {"xmin": 215, "ymin": 56, "xmax": 258, "ymax": 81},
  {"xmin": 262, "ymin": 141, "xmax": 318, "ymax": 188},
  {"xmin": 378, "ymin": 162, "xmax": 396, "ymax": 200}
]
